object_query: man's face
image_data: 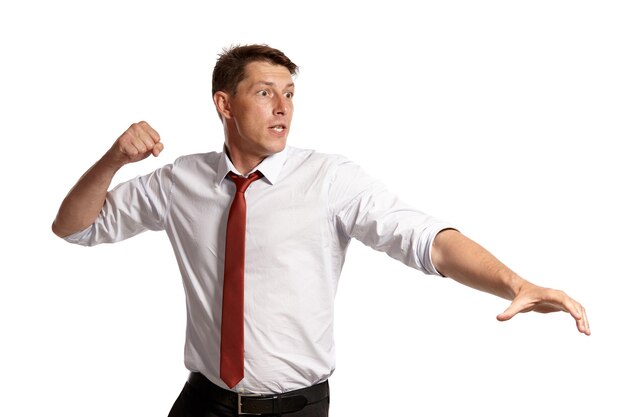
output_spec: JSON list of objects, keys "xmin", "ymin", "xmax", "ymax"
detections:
[{"xmin": 221, "ymin": 61, "xmax": 295, "ymax": 160}]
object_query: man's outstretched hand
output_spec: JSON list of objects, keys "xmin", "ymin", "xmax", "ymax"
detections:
[{"xmin": 497, "ymin": 283, "xmax": 591, "ymax": 335}]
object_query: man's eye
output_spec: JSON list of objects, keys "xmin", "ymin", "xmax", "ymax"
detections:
[
  {"xmin": 285, "ymin": 92, "xmax": 294, "ymax": 99},
  {"xmin": 257, "ymin": 90, "xmax": 269, "ymax": 97}
]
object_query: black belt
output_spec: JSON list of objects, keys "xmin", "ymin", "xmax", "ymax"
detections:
[{"xmin": 187, "ymin": 372, "xmax": 329, "ymax": 415}]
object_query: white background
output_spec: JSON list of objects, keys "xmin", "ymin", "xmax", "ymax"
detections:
[{"xmin": 1, "ymin": 1, "xmax": 624, "ymax": 416}]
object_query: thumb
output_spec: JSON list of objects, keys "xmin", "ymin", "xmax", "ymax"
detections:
[
  {"xmin": 152, "ymin": 142, "xmax": 165, "ymax": 157},
  {"xmin": 497, "ymin": 300, "xmax": 523, "ymax": 322}
]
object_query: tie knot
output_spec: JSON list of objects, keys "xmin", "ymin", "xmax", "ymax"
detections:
[{"xmin": 229, "ymin": 171, "xmax": 263, "ymax": 193}]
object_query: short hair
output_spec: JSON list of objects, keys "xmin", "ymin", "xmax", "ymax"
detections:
[{"xmin": 212, "ymin": 44, "xmax": 298, "ymax": 96}]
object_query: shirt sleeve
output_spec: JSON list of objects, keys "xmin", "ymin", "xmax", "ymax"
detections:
[
  {"xmin": 63, "ymin": 164, "xmax": 174, "ymax": 246},
  {"xmin": 329, "ymin": 157, "xmax": 453, "ymax": 276}
]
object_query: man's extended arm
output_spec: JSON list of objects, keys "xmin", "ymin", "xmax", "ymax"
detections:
[
  {"xmin": 52, "ymin": 121, "xmax": 163, "ymax": 238},
  {"xmin": 431, "ymin": 229, "xmax": 590, "ymax": 335}
]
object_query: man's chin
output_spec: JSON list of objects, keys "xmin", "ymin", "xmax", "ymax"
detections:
[{"xmin": 263, "ymin": 139, "xmax": 288, "ymax": 156}]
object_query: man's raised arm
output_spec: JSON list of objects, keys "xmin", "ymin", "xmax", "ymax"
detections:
[{"xmin": 52, "ymin": 121, "xmax": 163, "ymax": 238}]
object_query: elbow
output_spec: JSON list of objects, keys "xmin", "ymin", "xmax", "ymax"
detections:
[
  {"xmin": 51, "ymin": 220, "xmax": 66, "ymax": 238},
  {"xmin": 51, "ymin": 218, "xmax": 76, "ymax": 239}
]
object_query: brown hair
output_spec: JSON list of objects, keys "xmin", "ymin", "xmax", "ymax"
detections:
[{"xmin": 212, "ymin": 44, "xmax": 298, "ymax": 96}]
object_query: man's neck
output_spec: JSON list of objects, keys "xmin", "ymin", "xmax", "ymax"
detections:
[{"xmin": 224, "ymin": 146, "xmax": 266, "ymax": 176}]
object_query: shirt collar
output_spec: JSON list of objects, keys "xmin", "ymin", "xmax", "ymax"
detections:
[{"xmin": 217, "ymin": 146, "xmax": 288, "ymax": 186}]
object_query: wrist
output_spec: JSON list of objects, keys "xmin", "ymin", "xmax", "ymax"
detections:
[
  {"xmin": 99, "ymin": 149, "xmax": 127, "ymax": 173},
  {"xmin": 507, "ymin": 273, "xmax": 532, "ymax": 299}
]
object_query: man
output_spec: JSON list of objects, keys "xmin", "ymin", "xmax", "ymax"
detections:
[{"xmin": 52, "ymin": 44, "xmax": 590, "ymax": 417}]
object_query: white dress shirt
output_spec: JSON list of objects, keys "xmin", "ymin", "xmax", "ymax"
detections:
[{"xmin": 65, "ymin": 146, "xmax": 453, "ymax": 394}]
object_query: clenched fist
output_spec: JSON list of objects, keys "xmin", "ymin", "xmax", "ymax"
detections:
[{"xmin": 106, "ymin": 121, "xmax": 164, "ymax": 166}]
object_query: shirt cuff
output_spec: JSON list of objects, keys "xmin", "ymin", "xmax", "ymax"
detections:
[
  {"xmin": 62, "ymin": 225, "xmax": 93, "ymax": 246},
  {"xmin": 422, "ymin": 224, "xmax": 458, "ymax": 277}
]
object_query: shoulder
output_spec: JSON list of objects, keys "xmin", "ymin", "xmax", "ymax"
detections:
[
  {"xmin": 166, "ymin": 151, "xmax": 222, "ymax": 177},
  {"xmin": 285, "ymin": 146, "xmax": 353, "ymax": 172},
  {"xmin": 172, "ymin": 151, "xmax": 221, "ymax": 168}
]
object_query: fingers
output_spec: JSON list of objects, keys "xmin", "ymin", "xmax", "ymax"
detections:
[
  {"xmin": 152, "ymin": 141, "xmax": 165, "ymax": 157},
  {"xmin": 578, "ymin": 306, "xmax": 591, "ymax": 335},
  {"xmin": 556, "ymin": 292, "xmax": 591, "ymax": 336},
  {"xmin": 496, "ymin": 288, "xmax": 591, "ymax": 335},
  {"xmin": 562, "ymin": 296, "xmax": 582, "ymax": 319},
  {"xmin": 113, "ymin": 121, "xmax": 164, "ymax": 164},
  {"xmin": 126, "ymin": 121, "xmax": 161, "ymax": 155},
  {"xmin": 568, "ymin": 299, "xmax": 591, "ymax": 336},
  {"xmin": 141, "ymin": 120, "xmax": 161, "ymax": 144}
]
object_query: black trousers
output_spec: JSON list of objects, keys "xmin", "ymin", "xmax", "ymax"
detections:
[{"xmin": 168, "ymin": 381, "xmax": 330, "ymax": 417}]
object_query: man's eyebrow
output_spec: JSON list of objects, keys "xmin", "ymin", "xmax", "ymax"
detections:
[{"xmin": 255, "ymin": 81, "xmax": 295, "ymax": 88}]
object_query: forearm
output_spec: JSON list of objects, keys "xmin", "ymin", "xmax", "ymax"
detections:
[
  {"xmin": 431, "ymin": 229, "xmax": 529, "ymax": 300},
  {"xmin": 51, "ymin": 153, "xmax": 123, "ymax": 238}
]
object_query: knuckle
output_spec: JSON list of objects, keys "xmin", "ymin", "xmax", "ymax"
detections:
[
  {"xmin": 125, "ymin": 147, "xmax": 137, "ymax": 157},
  {"xmin": 126, "ymin": 126, "xmax": 138, "ymax": 138},
  {"xmin": 129, "ymin": 121, "xmax": 147, "ymax": 131},
  {"xmin": 118, "ymin": 139, "xmax": 130, "ymax": 150},
  {"xmin": 552, "ymin": 289, "xmax": 566, "ymax": 299}
]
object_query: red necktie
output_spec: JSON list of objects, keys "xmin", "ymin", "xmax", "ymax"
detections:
[{"xmin": 220, "ymin": 171, "xmax": 263, "ymax": 389}]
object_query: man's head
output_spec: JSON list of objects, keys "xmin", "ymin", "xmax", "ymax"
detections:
[
  {"xmin": 212, "ymin": 44, "xmax": 298, "ymax": 97},
  {"xmin": 212, "ymin": 45, "xmax": 299, "ymax": 172}
]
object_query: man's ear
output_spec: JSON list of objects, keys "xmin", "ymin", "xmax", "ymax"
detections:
[{"xmin": 213, "ymin": 91, "xmax": 232, "ymax": 120}]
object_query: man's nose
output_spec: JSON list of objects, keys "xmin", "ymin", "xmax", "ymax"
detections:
[{"xmin": 273, "ymin": 96, "xmax": 288, "ymax": 116}]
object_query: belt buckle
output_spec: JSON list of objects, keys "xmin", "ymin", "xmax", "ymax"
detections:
[{"xmin": 237, "ymin": 393, "xmax": 264, "ymax": 416}]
